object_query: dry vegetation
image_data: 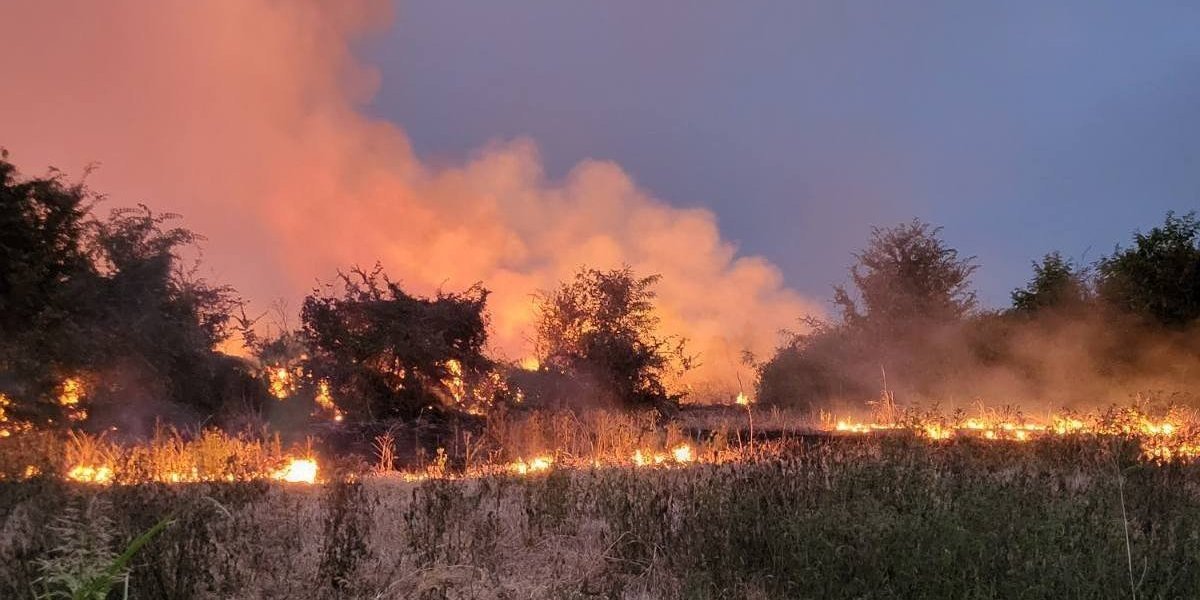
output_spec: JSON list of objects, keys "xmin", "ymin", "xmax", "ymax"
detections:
[{"xmin": 4, "ymin": 406, "xmax": 1200, "ymax": 599}]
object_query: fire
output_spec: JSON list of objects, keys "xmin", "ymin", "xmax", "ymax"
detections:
[
  {"xmin": 67, "ymin": 464, "xmax": 113, "ymax": 484},
  {"xmin": 268, "ymin": 366, "xmax": 295, "ymax": 400},
  {"xmin": 0, "ymin": 393, "xmax": 32, "ymax": 437},
  {"xmin": 519, "ymin": 357, "xmax": 540, "ymax": 371},
  {"xmin": 509, "ymin": 455, "xmax": 554, "ymax": 475},
  {"xmin": 672, "ymin": 444, "xmax": 694, "ymax": 463},
  {"xmin": 923, "ymin": 424, "xmax": 952, "ymax": 441},
  {"xmin": 313, "ymin": 380, "xmax": 345, "ymax": 422},
  {"xmin": 835, "ymin": 420, "xmax": 896, "ymax": 433},
  {"xmin": 735, "ymin": 392, "xmax": 752, "ymax": 406},
  {"xmin": 1053, "ymin": 417, "xmax": 1085, "ymax": 434},
  {"xmin": 273, "ymin": 458, "xmax": 318, "ymax": 484},
  {"xmin": 1142, "ymin": 421, "xmax": 1175, "ymax": 436},
  {"xmin": 445, "ymin": 359, "xmax": 466, "ymax": 405},
  {"xmin": 822, "ymin": 405, "xmax": 1196, "ymax": 459},
  {"xmin": 58, "ymin": 378, "xmax": 87, "ymax": 422}
]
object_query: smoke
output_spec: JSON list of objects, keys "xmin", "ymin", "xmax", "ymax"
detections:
[
  {"xmin": 0, "ymin": 0, "xmax": 819, "ymax": 396},
  {"xmin": 762, "ymin": 304, "xmax": 1200, "ymax": 417}
]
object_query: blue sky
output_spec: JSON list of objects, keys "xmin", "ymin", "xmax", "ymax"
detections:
[{"xmin": 360, "ymin": 1, "xmax": 1200, "ymax": 307}]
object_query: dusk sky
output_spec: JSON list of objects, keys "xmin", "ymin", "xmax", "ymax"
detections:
[{"xmin": 365, "ymin": 1, "xmax": 1200, "ymax": 305}]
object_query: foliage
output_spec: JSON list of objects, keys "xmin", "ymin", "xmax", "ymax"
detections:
[
  {"xmin": 1098, "ymin": 211, "xmax": 1200, "ymax": 327},
  {"xmin": 761, "ymin": 220, "xmax": 979, "ymax": 410},
  {"xmin": 0, "ymin": 151, "xmax": 102, "ymax": 420},
  {"xmin": 1010, "ymin": 252, "xmax": 1089, "ymax": 313},
  {"xmin": 300, "ymin": 265, "xmax": 492, "ymax": 420},
  {"xmin": 33, "ymin": 497, "xmax": 172, "ymax": 600},
  {"xmin": 834, "ymin": 218, "xmax": 978, "ymax": 332},
  {"xmin": 533, "ymin": 266, "xmax": 692, "ymax": 412},
  {"xmin": 0, "ymin": 151, "xmax": 244, "ymax": 429}
]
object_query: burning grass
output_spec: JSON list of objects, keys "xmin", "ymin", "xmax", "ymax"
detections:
[
  {"xmin": 3, "ymin": 434, "xmax": 1200, "ymax": 598},
  {"xmin": 4, "ymin": 401, "xmax": 1200, "ymax": 597},
  {"xmin": 0, "ymin": 427, "xmax": 321, "ymax": 486}
]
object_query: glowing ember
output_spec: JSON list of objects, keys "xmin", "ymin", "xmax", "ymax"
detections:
[{"xmin": 273, "ymin": 458, "xmax": 318, "ymax": 483}]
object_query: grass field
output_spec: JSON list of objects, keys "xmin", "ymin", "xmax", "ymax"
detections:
[{"xmin": 4, "ymin": 432, "xmax": 1199, "ymax": 599}]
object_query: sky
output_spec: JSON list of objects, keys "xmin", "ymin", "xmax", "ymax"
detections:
[
  {"xmin": 1, "ymin": 1, "xmax": 1198, "ymax": 394},
  {"xmin": 363, "ymin": 1, "xmax": 1200, "ymax": 305}
]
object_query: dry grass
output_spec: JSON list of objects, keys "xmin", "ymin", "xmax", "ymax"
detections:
[{"xmin": 4, "ymin": 435, "xmax": 1200, "ymax": 598}]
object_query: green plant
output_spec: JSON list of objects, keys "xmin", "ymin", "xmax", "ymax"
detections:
[{"xmin": 34, "ymin": 498, "xmax": 172, "ymax": 600}]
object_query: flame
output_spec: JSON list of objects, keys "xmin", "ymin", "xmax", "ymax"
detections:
[
  {"xmin": 58, "ymin": 378, "xmax": 87, "ymax": 422},
  {"xmin": 923, "ymin": 424, "xmax": 952, "ymax": 441},
  {"xmin": 0, "ymin": 393, "xmax": 32, "ymax": 438},
  {"xmin": 445, "ymin": 359, "xmax": 466, "ymax": 405},
  {"xmin": 273, "ymin": 458, "xmax": 318, "ymax": 484},
  {"xmin": 67, "ymin": 464, "xmax": 113, "ymax": 484},
  {"xmin": 735, "ymin": 392, "xmax": 752, "ymax": 406},
  {"xmin": 268, "ymin": 366, "xmax": 295, "ymax": 400},
  {"xmin": 313, "ymin": 380, "xmax": 345, "ymax": 422},
  {"xmin": 672, "ymin": 444, "xmax": 694, "ymax": 463},
  {"xmin": 519, "ymin": 357, "xmax": 540, "ymax": 371},
  {"xmin": 509, "ymin": 455, "xmax": 554, "ymax": 475}
]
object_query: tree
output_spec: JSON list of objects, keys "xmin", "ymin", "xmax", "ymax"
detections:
[
  {"xmin": 300, "ymin": 266, "xmax": 493, "ymax": 420},
  {"xmin": 1098, "ymin": 212, "xmax": 1200, "ymax": 327},
  {"xmin": 0, "ymin": 150, "xmax": 101, "ymax": 421},
  {"xmin": 533, "ymin": 266, "xmax": 691, "ymax": 412},
  {"xmin": 834, "ymin": 219, "xmax": 978, "ymax": 331},
  {"xmin": 0, "ymin": 150, "xmax": 243, "ymax": 430},
  {"xmin": 86, "ymin": 205, "xmax": 241, "ymax": 425},
  {"xmin": 758, "ymin": 220, "xmax": 977, "ymax": 410},
  {"xmin": 1010, "ymin": 252, "xmax": 1088, "ymax": 313}
]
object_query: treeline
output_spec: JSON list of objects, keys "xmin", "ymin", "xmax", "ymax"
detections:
[
  {"xmin": 0, "ymin": 151, "xmax": 689, "ymax": 434},
  {"xmin": 3, "ymin": 148, "xmax": 1198, "ymax": 434},
  {"xmin": 756, "ymin": 216, "xmax": 1200, "ymax": 412}
]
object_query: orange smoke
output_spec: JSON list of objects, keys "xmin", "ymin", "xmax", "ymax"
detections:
[{"xmin": 0, "ymin": 0, "xmax": 819, "ymax": 396}]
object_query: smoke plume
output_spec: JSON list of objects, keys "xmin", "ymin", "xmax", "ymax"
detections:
[{"xmin": 0, "ymin": 0, "xmax": 819, "ymax": 397}]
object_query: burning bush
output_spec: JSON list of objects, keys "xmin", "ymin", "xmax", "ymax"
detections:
[
  {"xmin": 300, "ymin": 265, "xmax": 496, "ymax": 420},
  {"xmin": 0, "ymin": 151, "xmax": 249, "ymax": 434}
]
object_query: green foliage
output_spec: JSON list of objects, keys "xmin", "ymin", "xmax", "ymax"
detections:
[
  {"xmin": 533, "ymin": 266, "xmax": 692, "ymax": 412},
  {"xmin": 34, "ymin": 498, "xmax": 172, "ymax": 600},
  {"xmin": 1011, "ymin": 252, "xmax": 1089, "ymax": 313},
  {"xmin": 301, "ymin": 265, "xmax": 492, "ymax": 419},
  {"xmin": 1098, "ymin": 211, "xmax": 1200, "ymax": 327}
]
